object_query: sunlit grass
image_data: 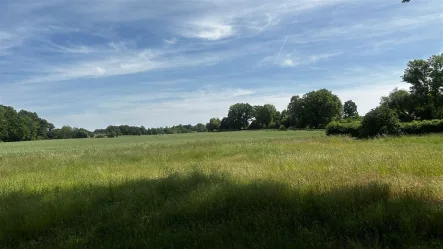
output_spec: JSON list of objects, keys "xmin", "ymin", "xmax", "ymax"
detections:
[{"xmin": 1, "ymin": 131, "xmax": 442, "ymax": 248}]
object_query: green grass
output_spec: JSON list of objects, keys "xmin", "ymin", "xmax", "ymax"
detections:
[{"xmin": 0, "ymin": 131, "xmax": 442, "ymax": 248}]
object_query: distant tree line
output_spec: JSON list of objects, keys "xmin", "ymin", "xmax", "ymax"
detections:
[
  {"xmin": 1, "ymin": 53, "xmax": 441, "ymax": 142},
  {"xmin": 206, "ymin": 88, "xmax": 348, "ymax": 132},
  {"xmin": 0, "ymin": 106, "xmax": 96, "ymax": 142},
  {"xmin": 93, "ymin": 124, "xmax": 207, "ymax": 138}
]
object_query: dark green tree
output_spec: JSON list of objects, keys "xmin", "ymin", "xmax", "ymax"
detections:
[
  {"xmin": 194, "ymin": 123, "xmax": 207, "ymax": 132},
  {"xmin": 288, "ymin": 89, "xmax": 342, "ymax": 129},
  {"xmin": 227, "ymin": 103, "xmax": 253, "ymax": 130},
  {"xmin": 206, "ymin": 118, "xmax": 221, "ymax": 132},
  {"xmin": 402, "ymin": 53, "xmax": 443, "ymax": 120},
  {"xmin": 287, "ymin": 96, "xmax": 306, "ymax": 128},
  {"xmin": 380, "ymin": 88, "xmax": 415, "ymax": 122},
  {"xmin": 360, "ymin": 106, "xmax": 401, "ymax": 138},
  {"xmin": 253, "ymin": 104, "xmax": 277, "ymax": 128},
  {"xmin": 220, "ymin": 117, "xmax": 231, "ymax": 130},
  {"xmin": 343, "ymin": 100, "xmax": 359, "ymax": 119}
]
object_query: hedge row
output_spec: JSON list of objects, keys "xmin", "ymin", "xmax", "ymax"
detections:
[
  {"xmin": 326, "ymin": 119, "xmax": 443, "ymax": 137},
  {"xmin": 325, "ymin": 121, "xmax": 361, "ymax": 137},
  {"xmin": 400, "ymin": 120, "xmax": 443, "ymax": 134}
]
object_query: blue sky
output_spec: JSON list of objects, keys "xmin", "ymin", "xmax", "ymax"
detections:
[{"xmin": 0, "ymin": 0, "xmax": 442, "ymax": 130}]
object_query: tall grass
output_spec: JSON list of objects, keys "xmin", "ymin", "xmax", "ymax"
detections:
[{"xmin": 0, "ymin": 131, "xmax": 442, "ymax": 248}]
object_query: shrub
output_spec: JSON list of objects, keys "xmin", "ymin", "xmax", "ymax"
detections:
[
  {"xmin": 360, "ymin": 106, "xmax": 401, "ymax": 138},
  {"xmin": 326, "ymin": 121, "xmax": 361, "ymax": 137},
  {"xmin": 400, "ymin": 119, "xmax": 443, "ymax": 135},
  {"xmin": 107, "ymin": 131, "xmax": 117, "ymax": 138},
  {"xmin": 279, "ymin": 125, "xmax": 287, "ymax": 131},
  {"xmin": 95, "ymin": 134, "xmax": 106, "ymax": 138}
]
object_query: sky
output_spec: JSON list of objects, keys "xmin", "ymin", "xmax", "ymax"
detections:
[{"xmin": 0, "ymin": 0, "xmax": 442, "ymax": 130}]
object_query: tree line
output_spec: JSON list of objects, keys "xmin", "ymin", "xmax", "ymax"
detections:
[
  {"xmin": 0, "ymin": 106, "xmax": 95, "ymax": 142},
  {"xmin": 327, "ymin": 53, "xmax": 443, "ymax": 137},
  {"xmin": 206, "ymin": 89, "xmax": 352, "ymax": 132},
  {"xmin": 0, "ymin": 53, "xmax": 441, "ymax": 142},
  {"xmin": 94, "ymin": 124, "xmax": 207, "ymax": 138}
]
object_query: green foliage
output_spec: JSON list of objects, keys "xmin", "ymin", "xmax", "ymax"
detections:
[
  {"xmin": 400, "ymin": 119, "xmax": 443, "ymax": 135},
  {"xmin": 287, "ymin": 95, "xmax": 305, "ymax": 128},
  {"xmin": 343, "ymin": 100, "xmax": 359, "ymax": 119},
  {"xmin": 206, "ymin": 118, "xmax": 221, "ymax": 132},
  {"xmin": 327, "ymin": 119, "xmax": 443, "ymax": 137},
  {"xmin": 326, "ymin": 121, "xmax": 361, "ymax": 137},
  {"xmin": 0, "ymin": 105, "xmax": 55, "ymax": 142},
  {"xmin": 288, "ymin": 89, "xmax": 343, "ymax": 129},
  {"xmin": 360, "ymin": 106, "xmax": 401, "ymax": 138},
  {"xmin": 248, "ymin": 120, "xmax": 263, "ymax": 130},
  {"xmin": 402, "ymin": 53, "xmax": 443, "ymax": 120},
  {"xmin": 253, "ymin": 104, "xmax": 277, "ymax": 128},
  {"xmin": 380, "ymin": 88, "xmax": 415, "ymax": 122},
  {"xmin": 219, "ymin": 117, "xmax": 230, "ymax": 131},
  {"xmin": 107, "ymin": 131, "xmax": 117, "ymax": 138},
  {"xmin": 279, "ymin": 125, "xmax": 287, "ymax": 131},
  {"xmin": 227, "ymin": 103, "xmax": 253, "ymax": 130}
]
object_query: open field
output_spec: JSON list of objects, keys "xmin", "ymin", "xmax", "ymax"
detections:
[{"xmin": 1, "ymin": 131, "xmax": 443, "ymax": 248}]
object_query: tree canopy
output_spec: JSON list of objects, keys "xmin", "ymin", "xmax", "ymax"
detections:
[
  {"xmin": 287, "ymin": 89, "xmax": 343, "ymax": 129},
  {"xmin": 253, "ymin": 104, "xmax": 278, "ymax": 129},
  {"xmin": 227, "ymin": 103, "xmax": 254, "ymax": 130},
  {"xmin": 343, "ymin": 100, "xmax": 359, "ymax": 119},
  {"xmin": 401, "ymin": 53, "xmax": 443, "ymax": 120},
  {"xmin": 206, "ymin": 118, "xmax": 221, "ymax": 132}
]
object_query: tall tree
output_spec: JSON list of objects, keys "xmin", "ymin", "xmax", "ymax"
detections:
[
  {"xmin": 194, "ymin": 123, "xmax": 207, "ymax": 132},
  {"xmin": 227, "ymin": 103, "xmax": 253, "ymax": 130},
  {"xmin": 288, "ymin": 89, "xmax": 342, "ymax": 129},
  {"xmin": 220, "ymin": 117, "xmax": 231, "ymax": 130},
  {"xmin": 206, "ymin": 118, "xmax": 221, "ymax": 132},
  {"xmin": 380, "ymin": 88, "xmax": 415, "ymax": 122},
  {"xmin": 343, "ymin": 100, "xmax": 359, "ymax": 119},
  {"xmin": 402, "ymin": 53, "xmax": 443, "ymax": 119},
  {"xmin": 287, "ymin": 96, "xmax": 306, "ymax": 128},
  {"xmin": 253, "ymin": 104, "xmax": 277, "ymax": 128}
]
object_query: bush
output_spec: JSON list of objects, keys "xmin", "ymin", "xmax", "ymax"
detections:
[
  {"xmin": 359, "ymin": 107, "xmax": 401, "ymax": 138},
  {"xmin": 279, "ymin": 125, "xmax": 287, "ymax": 131},
  {"xmin": 326, "ymin": 121, "xmax": 361, "ymax": 137},
  {"xmin": 107, "ymin": 131, "xmax": 117, "ymax": 138},
  {"xmin": 95, "ymin": 134, "xmax": 106, "ymax": 138},
  {"xmin": 400, "ymin": 119, "xmax": 443, "ymax": 135}
]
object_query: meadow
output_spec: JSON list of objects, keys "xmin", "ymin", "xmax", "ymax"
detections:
[{"xmin": 1, "ymin": 130, "xmax": 442, "ymax": 249}]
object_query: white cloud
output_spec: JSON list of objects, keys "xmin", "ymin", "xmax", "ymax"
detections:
[
  {"xmin": 17, "ymin": 47, "xmax": 223, "ymax": 84},
  {"xmin": 182, "ymin": 21, "xmax": 234, "ymax": 40},
  {"xmin": 1, "ymin": 0, "xmax": 441, "ymax": 129},
  {"xmin": 259, "ymin": 51, "xmax": 343, "ymax": 68},
  {"xmin": 287, "ymin": 13, "xmax": 442, "ymax": 45},
  {"xmin": 164, "ymin": 38, "xmax": 178, "ymax": 45},
  {"xmin": 281, "ymin": 59, "xmax": 296, "ymax": 67}
]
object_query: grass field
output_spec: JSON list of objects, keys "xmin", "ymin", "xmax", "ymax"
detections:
[{"xmin": 1, "ymin": 131, "xmax": 443, "ymax": 249}]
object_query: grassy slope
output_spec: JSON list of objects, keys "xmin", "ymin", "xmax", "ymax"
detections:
[{"xmin": 0, "ymin": 131, "xmax": 442, "ymax": 248}]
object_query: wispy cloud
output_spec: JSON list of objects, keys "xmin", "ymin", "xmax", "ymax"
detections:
[
  {"xmin": 164, "ymin": 38, "xmax": 178, "ymax": 45},
  {"xmin": 1, "ymin": 0, "xmax": 441, "ymax": 128},
  {"xmin": 17, "ymin": 47, "xmax": 224, "ymax": 84},
  {"xmin": 260, "ymin": 51, "xmax": 343, "ymax": 68},
  {"xmin": 181, "ymin": 21, "xmax": 234, "ymax": 40}
]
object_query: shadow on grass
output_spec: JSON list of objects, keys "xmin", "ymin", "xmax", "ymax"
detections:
[{"xmin": 1, "ymin": 173, "xmax": 442, "ymax": 249}]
